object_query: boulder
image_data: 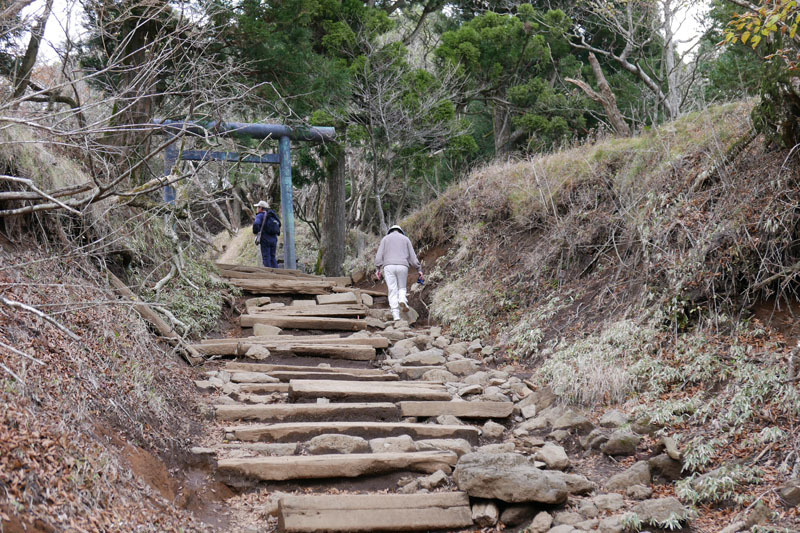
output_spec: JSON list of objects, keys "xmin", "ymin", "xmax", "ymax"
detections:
[
  {"xmin": 554, "ymin": 472, "xmax": 596, "ymax": 495},
  {"xmin": 389, "ymin": 338, "xmax": 419, "ymax": 358},
  {"xmin": 433, "ymin": 336, "xmax": 451, "ymax": 349},
  {"xmin": 577, "ymin": 500, "xmax": 599, "ymax": 518},
  {"xmin": 626, "ymin": 484, "xmax": 653, "ymax": 500},
  {"xmin": 659, "ymin": 436, "xmax": 682, "ymax": 461},
  {"xmin": 481, "ymin": 420, "xmax": 506, "ymax": 439},
  {"xmin": 631, "ymin": 497, "xmax": 690, "ymax": 527},
  {"xmin": 535, "ymin": 444, "xmax": 570, "ymax": 470},
  {"xmin": 401, "ymin": 349, "xmax": 445, "ymax": 366},
  {"xmin": 499, "ymin": 504, "xmax": 537, "ymax": 527},
  {"xmin": 369, "ymin": 435, "xmax": 416, "ymax": 453},
  {"xmin": 453, "ymin": 452, "xmax": 569, "ymax": 504},
  {"xmin": 605, "ymin": 461, "xmax": 651, "ymax": 491},
  {"xmin": 779, "ymin": 479, "xmax": 800, "ymax": 507},
  {"xmin": 598, "ymin": 515, "xmax": 625, "ymax": 533},
  {"xmin": 307, "ymin": 434, "xmax": 369, "ymax": 455},
  {"xmin": 581, "ymin": 428, "xmax": 610, "ymax": 450},
  {"xmin": 553, "ymin": 511, "xmax": 583, "ymax": 526},
  {"xmin": 593, "ymin": 493, "xmax": 624, "ymax": 512},
  {"xmin": 599, "ymin": 409, "xmax": 629, "ymax": 428},
  {"xmin": 527, "ymin": 511, "xmax": 553, "ymax": 533},
  {"xmin": 421, "ymin": 368, "xmax": 458, "ymax": 382},
  {"xmin": 445, "ymin": 342, "xmax": 469, "ymax": 356},
  {"xmin": 521, "ymin": 404, "xmax": 538, "ymax": 419},
  {"xmin": 446, "ymin": 359, "xmax": 479, "ymax": 376},
  {"xmin": 648, "ymin": 453, "xmax": 683, "ymax": 482},
  {"xmin": 600, "ymin": 430, "xmax": 641, "ymax": 456},
  {"xmin": 463, "ymin": 371, "xmax": 491, "ymax": 387},
  {"xmin": 471, "ymin": 501, "xmax": 499, "ymax": 527},
  {"xmin": 552, "ymin": 410, "xmax": 594, "ymax": 434}
]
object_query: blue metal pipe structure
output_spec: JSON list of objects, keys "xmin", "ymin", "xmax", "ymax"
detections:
[{"xmin": 156, "ymin": 119, "xmax": 335, "ymax": 271}]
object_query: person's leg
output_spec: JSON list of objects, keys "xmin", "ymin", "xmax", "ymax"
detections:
[
  {"xmin": 267, "ymin": 241, "xmax": 278, "ymax": 268},
  {"xmin": 396, "ymin": 265, "xmax": 409, "ymax": 311},
  {"xmin": 260, "ymin": 243, "xmax": 269, "ymax": 267},
  {"xmin": 384, "ymin": 265, "xmax": 401, "ymax": 320}
]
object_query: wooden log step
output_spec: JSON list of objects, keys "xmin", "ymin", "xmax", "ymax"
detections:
[
  {"xmin": 333, "ymin": 285, "xmax": 387, "ymax": 297},
  {"xmin": 202, "ymin": 335, "xmax": 389, "ymax": 348},
  {"xmin": 237, "ymin": 383, "xmax": 290, "ymax": 394},
  {"xmin": 215, "ymin": 403, "xmax": 400, "ymax": 422},
  {"xmin": 217, "ymin": 451, "xmax": 458, "ymax": 481},
  {"xmin": 399, "ymin": 401, "xmax": 514, "ymax": 418},
  {"xmin": 268, "ymin": 371, "xmax": 397, "ymax": 382},
  {"xmin": 191, "ymin": 342, "xmax": 375, "ymax": 359},
  {"xmin": 240, "ymin": 316, "xmax": 368, "ymax": 331},
  {"xmin": 289, "ymin": 380, "xmax": 451, "ymax": 402},
  {"xmin": 225, "ymin": 421, "xmax": 480, "ymax": 442},
  {"xmin": 228, "ymin": 279, "xmax": 336, "ymax": 295},
  {"xmin": 224, "ymin": 362, "xmax": 390, "ymax": 375},
  {"xmin": 244, "ymin": 305, "xmax": 368, "ymax": 318},
  {"xmin": 316, "ymin": 292, "xmax": 358, "ymax": 305},
  {"xmin": 215, "ymin": 263, "xmax": 318, "ymax": 279},
  {"xmin": 278, "ymin": 492, "xmax": 473, "ymax": 532}
]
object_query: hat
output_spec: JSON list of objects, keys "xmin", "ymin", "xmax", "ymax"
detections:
[
  {"xmin": 387, "ymin": 225, "xmax": 404, "ymax": 235},
  {"xmin": 254, "ymin": 200, "xmax": 270, "ymax": 209}
]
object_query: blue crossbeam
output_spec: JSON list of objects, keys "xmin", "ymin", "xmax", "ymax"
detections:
[{"xmin": 169, "ymin": 149, "xmax": 280, "ymax": 164}]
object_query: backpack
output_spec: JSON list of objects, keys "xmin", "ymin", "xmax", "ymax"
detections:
[{"xmin": 265, "ymin": 213, "xmax": 281, "ymax": 236}]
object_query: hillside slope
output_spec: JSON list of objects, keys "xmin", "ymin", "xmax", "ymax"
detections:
[{"xmin": 398, "ymin": 100, "xmax": 800, "ymax": 530}]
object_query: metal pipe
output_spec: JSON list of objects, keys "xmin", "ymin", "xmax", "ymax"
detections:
[
  {"xmin": 279, "ymin": 136, "xmax": 297, "ymax": 270},
  {"xmin": 154, "ymin": 119, "xmax": 335, "ymax": 143}
]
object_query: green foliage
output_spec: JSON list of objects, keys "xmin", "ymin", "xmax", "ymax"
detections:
[{"xmin": 676, "ymin": 465, "xmax": 763, "ymax": 505}]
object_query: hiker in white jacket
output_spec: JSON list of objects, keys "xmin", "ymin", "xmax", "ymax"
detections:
[{"xmin": 375, "ymin": 225, "xmax": 423, "ymax": 321}]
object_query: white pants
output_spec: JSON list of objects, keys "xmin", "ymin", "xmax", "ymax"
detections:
[{"xmin": 384, "ymin": 264, "xmax": 408, "ymax": 320}]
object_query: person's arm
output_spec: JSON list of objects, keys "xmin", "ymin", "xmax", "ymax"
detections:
[
  {"xmin": 406, "ymin": 238, "xmax": 421, "ymax": 271},
  {"xmin": 375, "ymin": 237, "xmax": 386, "ymax": 268},
  {"xmin": 252, "ymin": 212, "xmax": 264, "ymax": 234}
]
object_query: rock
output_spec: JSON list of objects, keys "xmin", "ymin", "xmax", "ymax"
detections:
[
  {"xmin": 555, "ymin": 472, "xmax": 596, "ymax": 495},
  {"xmin": 415, "ymin": 438, "xmax": 473, "ymax": 457},
  {"xmin": 581, "ymin": 428, "xmax": 609, "ymax": 450},
  {"xmin": 245, "ymin": 296, "xmax": 272, "ymax": 307},
  {"xmin": 528, "ymin": 386, "xmax": 557, "ymax": 411},
  {"xmin": 369, "ymin": 435, "xmax": 416, "ymax": 453},
  {"xmin": 365, "ymin": 317, "xmax": 387, "ymax": 329},
  {"xmin": 481, "ymin": 345, "xmax": 495, "ymax": 356},
  {"xmin": 463, "ymin": 371, "xmax": 490, "ymax": 387},
  {"xmin": 458, "ymin": 384, "xmax": 483, "ymax": 396},
  {"xmin": 631, "ymin": 497, "xmax": 689, "ymax": 527},
  {"xmin": 745, "ymin": 501, "xmax": 772, "ymax": 528},
  {"xmin": 446, "ymin": 359, "xmax": 479, "ymax": 376},
  {"xmin": 577, "ymin": 500, "xmax": 599, "ymax": 518},
  {"xmin": 598, "ymin": 515, "xmax": 624, "ymax": 533},
  {"xmin": 453, "ymin": 452, "xmax": 568, "ymax": 504},
  {"xmin": 244, "ymin": 345, "xmax": 270, "ymax": 360},
  {"xmin": 399, "ymin": 305, "xmax": 419, "ymax": 324},
  {"xmin": 471, "ymin": 501, "xmax": 499, "ymax": 527},
  {"xmin": 216, "ymin": 395, "xmax": 237, "ymax": 405},
  {"xmin": 509, "ymin": 382, "xmax": 532, "ymax": 398},
  {"xmin": 307, "ymin": 434, "xmax": 369, "ymax": 455},
  {"xmin": 719, "ymin": 521, "xmax": 747, "ymax": 533},
  {"xmin": 377, "ymin": 329, "xmax": 405, "ymax": 341},
  {"xmin": 390, "ymin": 338, "xmax": 419, "ymax": 358},
  {"xmin": 477, "ymin": 442, "xmax": 515, "ymax": 453},
  {"xmin": 535, "ymin": 444, "xmax": 570, "ymax": 470},
  {"xmin": 401, "ymin": 349, "xmax": 445, "ymax": 366},
  {"xmin": 552, "ymin": 410, "xmax": 594, "ymax": 434},
  {"xmin": 548, "ymin": 525, "xmax": 576, "ymax": 533},
  {"xmin": 394, "ymin": 365, "xmax": 441, "ymax": 380},
  {"xmin": 527, "ymin": 511, "xmax": 553, "ymax": 533},
  {"xmin": 548, "ymin": 429, "xmax": 571, "ymax": 442},
  {"xmin": 194, "ymin": 380, "xmax": 216, "ymax": 391},
  {"xmin": 230, "ymin": 372, "xmax": 279, "ymax": 383},
  {"xmin": 467, "ymin": 339, "xmax": 482, "ymax": 353},
  {"xmin": 433, "ymin": 336, "xmax": 451, "ymax": 349},
  {"xmin": 779, "ymin": 479, "xmax": 800, "ymax": 507},
  {"xmin": 521, "ymin": 404, "xmax": 538, "ymax": 419},
  {"xmin": 599, "ymin": 409, "xmax": 628, "ymax": 428},
  {"xmin": 630, "ymin": 416, "xmax": 661, "ymax": 435},
  {"xmin": 412, "ymin": 335, "xmax": 433, "ymax": 349},
  {"xmin": 437, "ymin": 415, "xmax": 463, "ymax": 426},
  {"xmin": 421, "ymin": 369, "xmax": 458, "ymax": 382},
  {"xmin": 482, "ymin": 420, "xmax": 506, "ymax": 439},
  {"xmin": 648, "ymin": 453, "xmax": 683, "ymax": 482},
  {"xmin": 660, "ymin": 436, "xmax": 682, "ymax": 460},
  {"xmin": 593, "ymin": 493, "xmax": 624, "ymax": 512},
  {"xmin": 418, "ymin": 469, "xmax": 448, "ymax": 490},
  {"xmin": 553, "ymin": 511, "xmax": 583, "ymax": 526},
  {"xmin": 445, "ymin": 342, "xmax": 469, "ymax": 356},
  {"xmin": 253, "ymin": 324, "xmax": 281, "ymax": 336},
  {"xmin": 499, "ymin": 504, "xmax": 537, "ymax": 527},
  {"xmin": 576, "ymin": 518, "xmax": 600, "ymax": 530},
  {"xmin": 430, "ymin": 326, "xmax": 442, "ymax": 337},
  {"xmin": 626, "ymin": 484, "xmax": 652, "ymax": 499},
  {"xmin": 600, "ymin": 430, "xmax": 641, "ymax": 456},
  {"xmin": 605, "ymin": 461, "xmax": 651, "ymax": 491},
  {"xmin": 361, "ymin": 293, "xmax": 374, "ymax": 307}
]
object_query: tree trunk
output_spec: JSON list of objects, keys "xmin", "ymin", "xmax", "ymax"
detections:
[
  {"xmin": 12, "ymin": 0, "xmax": 53, "ymax": 100},
  {"xmin": 566, "ymin": 53, "xmax": 631, "ymax": 137},
  {"xmin": 661, "ymin": 0, "xmax": 681, "ymax": 121},
  {"xmin": 492, "ymin": 102, "xmax": 512, "ymax": 155},
  {"xmin": 320, "ymin": 142, "xmax": 347, "ymax": 276}
]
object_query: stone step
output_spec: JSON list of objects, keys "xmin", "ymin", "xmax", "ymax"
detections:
[
  {"xmin": 246, "ymin": 304, "xmax": 368, "ymax": 317},
  {"xmin": 289, "ymin": 380, "xmax": 451, "ymax": 402},
  {"xmin": 278, "ymin": 492, "xmax": 473, "ymax": 532},
  {"xmin": 224, "ymin": 362, "xmax": 389, "ymax": 374},
  {"xmin": 240, "ymin": 315, "xmax": 368, "ymax": 331},
  {"xmin": 217, "ymin": 451, "xmax": 458, "ymax": 481},
  {"xmin": 399, "ymin": 401, "xmax": 514, "ymax": 418},
  {"xmin": 195, "ymin": 342, "xmax": 375, "ymax": 359},
  {"xmin": 215, "ymin": 403, "xmax": 400, "ymax": 422},
  {"xmin": 224, "ymin": 421, "xmax": 481, "ymax": 443},
  {"xmin": 205, "ymin": 335, "xmax": 389, "ymax": 348},
  {"xmin": 268, "ymin": 371, "xmax": 398, "ymax": 382}
]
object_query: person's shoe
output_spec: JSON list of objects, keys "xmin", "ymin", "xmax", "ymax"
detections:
[
  {"xmin": 392, "ymin": 311, "xmax": 401, "ymax": 321},
  {"xmin": 400, "ymin": 301, "xmax": 409, "ymax": 312}
]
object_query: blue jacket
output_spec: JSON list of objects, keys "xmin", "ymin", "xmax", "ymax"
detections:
[{"xmin": 253, "ymin": 210, "xmax": 280, "ymax": 244}]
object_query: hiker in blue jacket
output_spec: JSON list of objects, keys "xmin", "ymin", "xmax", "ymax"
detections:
[{"xmin": 252, "ymin": 200, "xmax": 281, "ymax": 268}]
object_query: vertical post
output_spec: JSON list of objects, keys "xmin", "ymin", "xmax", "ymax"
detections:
[
  {"xmin": 279, "ymin": 135, "xmax": 296, "ymax": 270},
  {"xmin": 162, "ymin": 140, "xmax": 177, "ymax": 205}
]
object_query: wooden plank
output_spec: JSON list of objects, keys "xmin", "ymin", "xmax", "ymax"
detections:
[
  {"xmin": 215, "ymin": 263, "xmax": 318, "ymax": 279},
  {"xmin": 316, "ymin": 292, "xmax": 358, "ymax": 305},
  {"xmin": 399, "ymin": 401, "xmax": 514, "ymax": 418},
  {"xmin": 237, "ymin": 383, "xmax": 290, "ymax": 394},
  {"xmin": 215, "ymin": 403, "xmax": 400, "ymax": 422},
  {"xmin": 217, "ymin": 451, "xmax": 458, "ymax": 481},
  {"xmin": 228, "ymin": 279, "xmax": 336, "ymax": 295},
  {"xmin": 289, "ymin": 379, "xmax": 451, "ymax": 402},
  {"xmin": 202, "ymin": 335, "xmax": 389, "ymax": 348},
  {"xmin": 333, "ymin": 286, "xmax": 387, "ymax": 297},
  {"xmin": 240, "ymin": 315, "xmax": 367, "ymax": 331},
  {"xmin": 322, "ymin": 276, "xmax": 352, "ymax": 287},
  {"xmin": 279, "ymin": 492, "xmax": 472, "ymax": 532},
  {"xmin": 224, "ymin": 362, "xmax": 391, "ymax": 375},
  {"xmin": 278, "ymin": 492, "xmax": 471, "ymax": 532},
  {"xmin": 226, "ymin": 421, "xmax": 480, "ymax": 442}
]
